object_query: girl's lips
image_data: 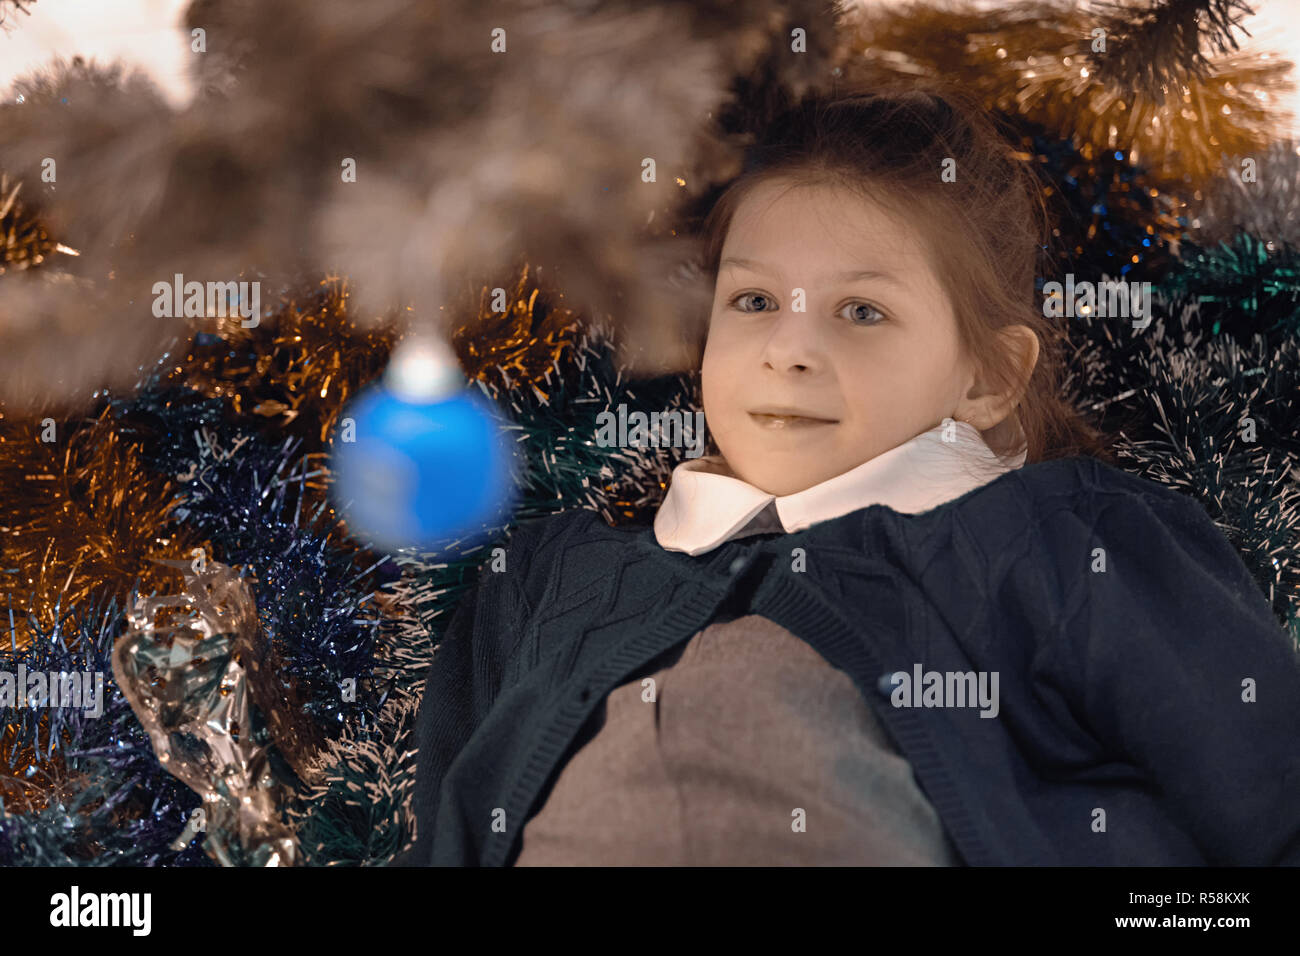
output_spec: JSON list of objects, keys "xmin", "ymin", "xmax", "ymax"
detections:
[{"xmin": 748, "ymin": 412, "xmax": 838, "ymax": 429}]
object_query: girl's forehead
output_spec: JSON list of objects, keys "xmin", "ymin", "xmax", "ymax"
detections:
[
  {"xmin": 733, "ymin": 179, "xmax": 913, "ymax": 234},
  {"xmin": 723, "ymin": 181, "xmax": 927, "ymax": 268}
]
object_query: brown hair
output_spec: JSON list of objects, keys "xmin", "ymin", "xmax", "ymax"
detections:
[{"xmin": 695, "ymin": 80, "xmax": 1114, "ymax": 465}]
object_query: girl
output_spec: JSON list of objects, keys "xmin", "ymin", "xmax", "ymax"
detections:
[{"xmin": 395, "ymin": 85, "xmax": 1300, "ymax": 866}]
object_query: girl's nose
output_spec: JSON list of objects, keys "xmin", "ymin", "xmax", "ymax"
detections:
[{"xmin": 758, "ymin": 311, "xmax": 824, "ymax": 374}]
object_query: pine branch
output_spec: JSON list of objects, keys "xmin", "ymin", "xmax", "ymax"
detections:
[
  {"xmin": 1086, "ymin": 0, "xmax": 1257, "ymax": 102},
  {"xmin": 0, "ymin": 1, "xmax": 35, "ymax": 29}
]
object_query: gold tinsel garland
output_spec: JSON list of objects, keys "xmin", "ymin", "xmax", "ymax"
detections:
[
  {"xmin": 165, "ymin": 264, "xmax": 583, "ymax": 449},
  {"xmin": 0, "ymin": 173, "xmax": 57, "ymax": 274},
  {"xmin": 0, "ymin": 407, "xmax": 197, "ymax": 648},
  {"xmin": 0, "ymin": 405, "xmax": 201, "ymax": 812},
  {"xmin": 836, "ymin": 0, "xmax": 1293, "ymax": 189}
]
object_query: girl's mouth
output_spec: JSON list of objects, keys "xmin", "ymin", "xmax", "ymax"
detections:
[{"xmin": 748, "ymin": 412, "xmax": 838, "ymax": 429}]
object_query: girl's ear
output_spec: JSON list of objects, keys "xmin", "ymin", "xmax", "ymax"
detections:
[
  {"xmin": 998, "ymin": 324, "xmax": 1040, "ymax": 396},
  {"xmin": 954, "ymin": 325, "xmax": 1040, "ymax": 431}
]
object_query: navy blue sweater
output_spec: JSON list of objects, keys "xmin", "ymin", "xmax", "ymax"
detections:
[{"xmin": 392, "ymin": 455, "xmax": 1300, "ymax": 866}]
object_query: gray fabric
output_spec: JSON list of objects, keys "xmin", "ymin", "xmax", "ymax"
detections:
[
  {"xmin": 729, "ymin": 499, "xmax": 785, "ymax": 539},
  {"xmin": 513, "ymin": 613, "xmax": 962, "ymax": 866}
]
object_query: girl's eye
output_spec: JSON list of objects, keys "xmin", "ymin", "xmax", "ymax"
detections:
[
  {"xmin": 729, "ymin": 292, "xmax": 775, "ymax": 313},
  {"xmin": 839, "ymin": 301, "xmax": 886, "ymax": 326},
  {"xmin": 728, "ymin": 292, "xmax": 886, "ymax": 326}
]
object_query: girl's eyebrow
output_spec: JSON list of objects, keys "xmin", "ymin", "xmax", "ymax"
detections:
[{"xmin": 720, "ymin": 256, "xmax": 904, "ymax": 288}]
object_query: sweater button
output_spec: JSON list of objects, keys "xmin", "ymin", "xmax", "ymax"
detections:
[{"xmin": 728, "ymin": 555, "xmax": 748, "ymax": 575}]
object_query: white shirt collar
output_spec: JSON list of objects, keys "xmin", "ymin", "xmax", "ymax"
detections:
[{"xmin": 653, "ymin": 418, "xmax": 1025, "ymax": 556}]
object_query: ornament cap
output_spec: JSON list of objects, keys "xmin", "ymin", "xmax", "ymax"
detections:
[{"xmin": 384, "ymin": 335, "xmax": 464, "ymax": 402}]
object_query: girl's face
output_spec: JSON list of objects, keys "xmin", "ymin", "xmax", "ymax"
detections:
[{"xmin": 701, "ymin": 178, "xmax": 985, "ymax": 496}]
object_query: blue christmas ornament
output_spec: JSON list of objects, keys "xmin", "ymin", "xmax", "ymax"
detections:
[{"xmin": 331, "ymin": 336, "xmax": 518, "ymax": 552}]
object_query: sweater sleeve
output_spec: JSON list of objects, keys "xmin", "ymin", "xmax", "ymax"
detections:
[
  {"xmin": 390, "ymin": 519, "xmax": 538, "ymax": 866},
  {"xmin": 1041, "ymin": 483, "xmax": 1300, "ymax": 865}
]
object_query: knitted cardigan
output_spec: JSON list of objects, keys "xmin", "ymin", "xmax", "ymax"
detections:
[{"xmin": 393, "ymin": 455, "xmax": 1300, "ymax": 866}]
